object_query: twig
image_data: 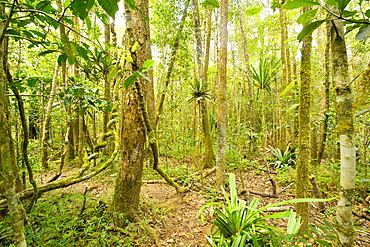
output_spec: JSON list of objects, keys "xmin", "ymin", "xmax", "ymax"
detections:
[{"xmin": 277, "ymin": 182, "xmax": 294, "ymax": 195}]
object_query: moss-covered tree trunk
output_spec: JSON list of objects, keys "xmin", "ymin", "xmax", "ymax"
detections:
[
  {"xmin": 0, "ymin": 14, "xmax": 27, "ymax": 246},
  {"xmin": 215, "ymin": 0, "xmax": 228, "ymax": 187},
  {"xmin": 317, "ymin": 22, "xmax": 331, "ymax": 165},
  {"xmin": 111, "ymin": 0, "xmax": 150, "ymax": 225},
  {"xmin": 331, "ymin": 17, "xmax": 356, "ymax": 247},
  {"xmin": 295, "ymin": 6, "xmax": 312, "ymax": 233}
]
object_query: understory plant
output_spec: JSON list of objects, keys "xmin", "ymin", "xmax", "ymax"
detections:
[
  {"xmin": 199, "ymin": 173, "xmax": 301, "ymax": 246},
  {"xmin": 199, "ymin": 173, "xmax": 333, "ymax": 246},
  {"xmin": 268, "ymin": 145, "xmax": 297, "ymax": 169}
]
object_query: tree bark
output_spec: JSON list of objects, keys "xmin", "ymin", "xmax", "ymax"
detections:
[
  {"xmin": 0, "ymin": 10, "xmax": 27, "ymax": 245},
  {"xmin": 112, "ymin": 0, "xmax": 149, "ymax": 225},
  {"xmin": 216, "ymin": 0, "xmax": 228, "ymax": 187},
  {"xmin": 317, "ymin": 22, "xmax": 331, "ymax": 164},
  {"xmin": 331, "ymin": 16, "xmax": 356, "ymax": 247},
  {"xmin": 295, "ymin": 6, "xmax": 312, "ymax": 234}
]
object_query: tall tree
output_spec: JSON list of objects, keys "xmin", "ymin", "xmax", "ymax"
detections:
[
  {"xmin": 331, "ymin": 14, "xmax": 356, "ymax": 247},
  {"xmin": 0, "ymin": 5, "xmax": 27, "ymax": 245},
  {"xmin": 295, "ymin": 6, "xmax": 312, "ymax": 233},
  {"xmin": 112, "ymin": 0, "xmax": 151, "ymax": 225},
  {"xmin": 216, "ymin": 0, "xmax": 228, "ymax": 187}
]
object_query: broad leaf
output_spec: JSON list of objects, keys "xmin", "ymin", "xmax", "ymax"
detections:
[
  {"xmin": 280, "ymin": 81, "xmax": 295, "ymax": 97},
  {"xmin": 124, "ymin": 72, "xmax": 138, "ymax": 89},
  {"xmin": 297, "ymin": 9, "xmax": 318, "ymax": 24},
  {"xmin": 335, "ymin": 0, "xmax": 351, "ymax": 12},
  {"xmin": 355, "ymin": 25, "xmax": 370, "ymax": 41},
  {"xmin": 326, "ymin": 0, "xmax": 337, "ymax": 6},
  {"xmin": 97, "ymin": 0, "xmax": 119, "ymax": 18},
  {"xmin": 142, "ymin": 59, "xmax": 155, "ymax": 69},
  {"xmin": 284, "ymin": 0, "xmax": 320, "ymax": 10},
  {"xmin": 58, "ymin": 53, "xmax": 68, "ymax": 65},
  {"xmin": 245, "ymin": 6, "xmax": 263, "ymax": 16},
  {"xmin": 297, "ymin": 20, "xmax": 328, "ymax": 42},
  {"xmin": 71, "ymin": 0, "xmax": 94, "ymax": 20},
  {"xmin": 200, "ymin": 0, "xmax": 220, "ymax": 8}
]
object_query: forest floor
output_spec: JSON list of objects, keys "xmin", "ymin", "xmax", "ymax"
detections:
[{"xmin": 41, "ymin": 158, "xmax": 370, "ymax": 247}]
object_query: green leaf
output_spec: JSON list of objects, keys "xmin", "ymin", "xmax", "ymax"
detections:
[
  {"xmin": 38, "ymin": 50, "xmax": 58, "ymax": 56},
  {"xmin": 355, "ymin": 25, "xmax": 370, "ymax": 41},
  {"xmin": 359, "ymin": 179, "xmax": 370, "ymax": 183},
  {"xmin": 315, "ymin": 239, "xmax": 332, "ymax": 247},
  {"xmin": 97, "ymin": 0, "xmax": 119, "ymax": 18},
  {"xmin": 58, "ymin": 53, "xmax": 68, "ymax": 65},
  {"xmin": 297, "ymin": 20, "xmax": 328, "ymax": 42},
  {"xmin": 71, "ymin": 0, "xmax": 94, "ymax": 19},
  {"xmin": 124, "ymin": 0, "xmax": 139, "ymax": 11},
  {"xmin": 335, "ymin": 0, "xmax": 351, "ymax": 12},
  {"xmin": 142, "ymin": 59, "xmax": 155, "ymax": 69},
  {"xmin": 280, "ymin": 81, "xmax": 295, "ymax": 97},
  {"xmin": 200, "ymin": 0, "xmax": 220, "ymax": 8},
  {"xmin": 27, "ymin": 78, "xmax": 38, "ymax": 87},
  {"xmin": 284, "ymin": 0, "xmax": 320, "ymax": 9},
  {"xmin": 124, "ymin": 72, "xmax": 138, "ymax": 89},
  {"xmin": 326, "ymin": 0, "xmax": 337, "ymax": 6},
  {"xmin": 245, "ymin": 6, "xmax": 263, "ymax": 16},
  {"xmin": 297, "ymin": 9, "xmax": 318, "ymax": 24},
  {"xmin": 366, "ymin": 9, "xmax": 370, "ymax": 18},
  {"xmin": 287, "ymin": 103, "xmax": 299, "ymax": 112}
]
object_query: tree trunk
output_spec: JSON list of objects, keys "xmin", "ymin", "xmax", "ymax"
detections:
[
  {"xmin": 295, "ymin": 6, "xmax": 312, "ymax": 234},
  {"xmin": 331, "ymin": 16, "xmax": 356, "ymax": 247},
  {"xmin": 317, "ymin": 22, "xmax": 331, "ymax": 164},
  {"xmin": 216, "ymin": 0, "xmax": 228, "ymax": 187},
  {"xmin": 41, "ymin": 62, "xmax": 59, "ymax": 169},
  {"xmin": 112, "ymin": 0, "xmax": 150, "ymax": 225},
  {"xmin": 191, "ymin": 0, "xmax": 215, "ymax": 169},
  {"xmin": 0, "ymin": 13, "xmax": 27, "ymax": 246}
]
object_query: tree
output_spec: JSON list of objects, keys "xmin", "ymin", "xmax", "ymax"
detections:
[
  {"xmin": 215, "ymin": 0, "xmax": 228, "ymax": 187},
  {"xmin": 112, "ymin": 0, "xmax": 151, "ymax": 225},
  {"xmin": 295, "ymin": 6, "xmax": 312, "ymax": 234}
]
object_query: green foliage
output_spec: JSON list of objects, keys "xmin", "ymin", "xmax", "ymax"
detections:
[
  {"xmin": 201, "ymin": 0, "xmax": 220, "ymax": 8},
  {"xmin": 187, "ymin": 79, "xmax": 212, "ymax": 103},
  {"xmin": 268, "ymin": 145, "xmax": 297, "ymax": 169},
  {"xmin": 297, "ymin": 221, "xmax": 337, "ymax": 247},
  {"xmin": 2, "ymin": 192, "xmax": 149, "ymax": 246},
  {"xmin": 199, "ymin": 174, "xmax": 302, "ymax": 246},
  {"xmin": 250, "ymin": 57, "xmax": 280, "ymax": 94},
  {"xmin": 297, "ymin": 20, "xmax": 329, "ymax": 42}
]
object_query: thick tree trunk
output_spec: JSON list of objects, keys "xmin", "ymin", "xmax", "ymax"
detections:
[
  {"xmin": 216, "ymin": 0, "xmax": 228, "ymax": 187},
  {"xmin": 331, "ymin": 17, "xmax": 356, "ymax": 247},
  {"xmin": 0, "ymin": 16, "xmax": 27, "ymax": 245},
  {"xmin": 295, "ymin": 7, "xmax": 312, "ymax": 233},
  {"xmin": 112, "ymin": 0, "xmax": 149, "ymax": 225}
]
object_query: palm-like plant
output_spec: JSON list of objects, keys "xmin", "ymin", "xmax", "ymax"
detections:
[
  {"xmin": 188, "ymin": 79, "xmax": 212, "ymax": 103},
  {"xmin": 199, "ymin": 173, "xmax": 302, "ymax": 247},
  {"xmin": 250, "ymin": 57, "xmax": 280, "ymax": 95}
]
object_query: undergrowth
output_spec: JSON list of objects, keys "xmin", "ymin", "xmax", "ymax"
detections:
[{"xmin": 0, "ymin": 191, "xmax": 151, "ymax": 247}]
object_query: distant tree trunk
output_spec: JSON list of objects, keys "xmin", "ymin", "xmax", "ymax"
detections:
[
  {"xmin": 41, "ymin": 62, "xmax": 59, "ymax": 169},
  {"xmin": 236, "ymin": 0, "xmax": 255, "ymax": 134},
  {"xmin": 112, "ymin": 0, "xmax": 149, "ymax": 225},
  {"xmin": 216, "ymin": 0, "xmax": 228, "ymax": 187},
  {"xmin": 191, "ymin": 0, "xmax": 215, "ymax": 169},
  {"xmin": 317, "ymin": 22, "xmax": 331, "ymax": 164},
  {"xmin": 331, "ymin": 16, "xmax": 356, "ymax": 247},
  {"xmin": 0, "ymin": 12, "xmax": 27, "ymax": 245},
  {"xmin": 103, "ymin": 22, "xmax": 112, "ymax": 155},
  {"xmin": 295, "ymin": 6, "xmax": 312, "ymax": 234}
]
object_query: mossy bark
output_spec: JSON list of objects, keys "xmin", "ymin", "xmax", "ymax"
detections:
[
  {"xmin": 331, "ymin": 17, "xmax": 356, "ymax": 247},
  {"xmin": 111, "ymin": 0, "xmax": 149, "ymax": 225},
  {"xmin": 0, "ymin": 18, "xmax": 27, "ymax": 245},
  {"xmin": 295, "ymin": 7, "xmax": 312, "ymax": 233},
  {"xmin": 216, "ymin": 0, "xmax": 228, "ymax": 187}
]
